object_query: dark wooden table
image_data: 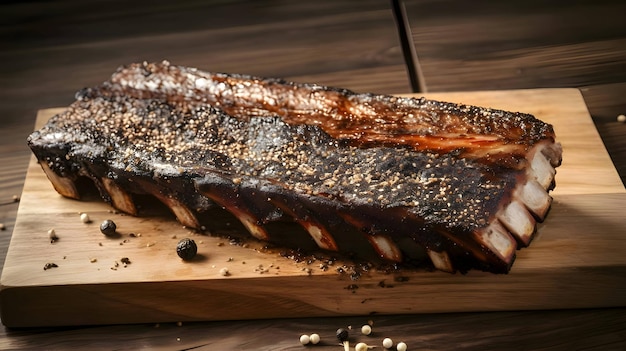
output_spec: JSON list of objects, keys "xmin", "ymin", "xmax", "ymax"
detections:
[{"xmin": 1, "ymin": 0, "xmax": 625, "ymax": 349}]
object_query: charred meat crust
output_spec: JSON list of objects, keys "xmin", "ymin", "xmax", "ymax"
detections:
[{"xmin": 27, "ymin": 61, "xmax": 562, "ymax": 273}]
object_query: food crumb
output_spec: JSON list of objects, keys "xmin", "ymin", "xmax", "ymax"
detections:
[
  {"xmin": 80, "ymin": 213, "xmax": 91, "ymax": 223},
  {"xmin": 217, "ymin": 242, "xmax": 224, "ymax": 247},
  {"xmin": 146, "ymin": 242, "xmax": 156, "ymax": 247},
  {"xmin": 177, "ymin": 321, "xmax": 183, "ymax": 327},
  {"xmin": 48, "ymin": 228, "xmax": 58, "ymax": 243},
  {"xmin": 219, "ymin": 267, "xmax": 230, "ymax": 276},
  {"xmin": 618, "ymin": 114, "xmax": 626, "ymax": 123},
  {"xmin": 0, "ymin": 223, "xmax": 5, "ymax": 231},
  {"xmin": 255, "ymin": 264, "xmax": 270, "ymax": 274},
  {"xmin": 43, "ymin": 263, "xmax": 58, "ymax": 270},
  {"xmin": 120, "ymin": 257, "xmax": 131, "ymax": 267},
  {"xmin": 12, "ymin": 195, "xmax": 20, "ymax": 202},
  {"xmin": 90, "ymin": 258, "xmax": 97, "ymax": 263}
]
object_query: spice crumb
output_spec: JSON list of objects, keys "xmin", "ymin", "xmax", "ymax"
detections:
[
  {"xmin": 43, "ymin": 263, "xmax": 58, "ymax": 270},
  {"xmin": 80, "ymin": 213, "xmax": 91, "ymax": 223},
  {"xmin": 48, "ymin": 228, "xmax": 58, "ymax": 243}
]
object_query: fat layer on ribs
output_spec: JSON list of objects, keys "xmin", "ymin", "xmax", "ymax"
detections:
[{"xmin": 27, "ymin": 61, "xmax": 562, "ymax": 273}]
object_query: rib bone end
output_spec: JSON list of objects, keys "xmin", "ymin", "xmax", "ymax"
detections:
[
  {"xmin": 40, "ymin": 162, "xmax": 80, "ymax": 199},
  {"xmin": 102, "ymin": 177, "xmax": 138, "ymax": 216}
]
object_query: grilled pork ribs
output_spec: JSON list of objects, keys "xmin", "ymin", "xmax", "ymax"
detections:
[{"xmin": 28, "ymin": 61, "xmax": 562, "ymax": 273}]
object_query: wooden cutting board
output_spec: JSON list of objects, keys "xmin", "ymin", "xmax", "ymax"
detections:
[{"xmin": 2, "ymin": 89, "xmax": 625, "ymax": 328}]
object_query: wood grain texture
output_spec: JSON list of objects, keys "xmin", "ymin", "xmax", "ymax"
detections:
[
  {"xmin": 2, "ymin": 89, "xmax": 624, "ymax": 328},
  {"xmin": 404, "ymin": 0, "xmax": 626, "ymax": 91}
]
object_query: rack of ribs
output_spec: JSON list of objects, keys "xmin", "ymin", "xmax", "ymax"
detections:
[{"xmin": 27, "ymin": 61, "xmax": 562, "ymax": 273}]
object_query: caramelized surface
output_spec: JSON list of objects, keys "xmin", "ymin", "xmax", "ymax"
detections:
[{"xmin": 108, "ymin": 62, "xmax": 556, "ymax": 169}]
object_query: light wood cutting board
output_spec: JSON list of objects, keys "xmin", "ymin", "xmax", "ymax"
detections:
[{"xmin": 1, "ymin": 88, "xmax": 625, "ymax": 328}]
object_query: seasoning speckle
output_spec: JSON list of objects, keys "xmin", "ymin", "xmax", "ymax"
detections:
[
  {"xmin": 80, "ymin": 213, "xmax": 91, "ymax": 223},
  {"xmin": 48, "ymin": 228, "xmax": 58, "ymax": 243},
  {"xmin": 396, "ymin": 341, "xmax": 408, "ymax": 351},
  {"xmin": 382, "ymin": 337, "xmax": 393, "ymax": 349},
  {"xmin": 176, "ymin": 238, "xmax": 197, "ymax": 260},
  {"xmin": 100, "ymin": 219, "xmax": 117, "ymax": 236},
  {"xmin": 309, "ymin": 333, "xmax": 320, "ymax": 345},
  {"xmin": 43, "ymin": 263, "xmax": 58, "ymax": 270},
  {"xmin": 361, "ymin": 324, "xmax": 372, "ymax": 335}
]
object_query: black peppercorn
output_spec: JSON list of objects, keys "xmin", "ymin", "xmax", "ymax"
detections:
[
  {"xmin": 336, "ymin": 328, "xmax": 349, "ymax": 342},
  {"xmin": 176, "ymin": 238, "xmax": 197, "ymax": 260},
  {"xmin": 100, "ymin": 219, "xmax": 117, "ymax": 236}
]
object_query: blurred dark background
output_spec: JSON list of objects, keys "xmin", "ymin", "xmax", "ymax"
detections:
[{"xmin": 1, "ymin": 0, "xmax": 625, "ymax": 208}]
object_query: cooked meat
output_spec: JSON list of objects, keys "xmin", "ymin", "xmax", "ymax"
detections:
[{"xmin": 27, "ymin": 61, "xmax": 562, "ymax": 273}]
